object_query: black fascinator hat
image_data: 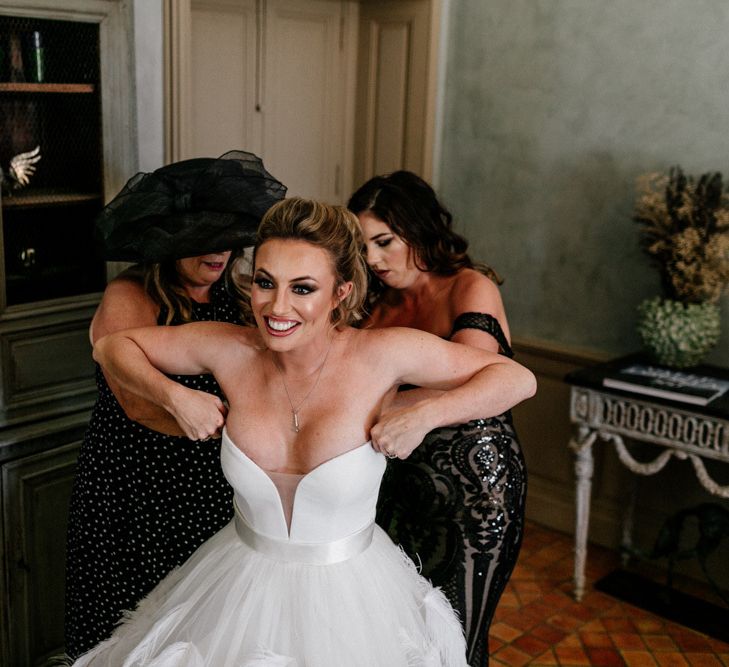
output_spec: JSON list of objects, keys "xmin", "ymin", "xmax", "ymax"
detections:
[{"xmin": 95, "ymin": 150, "xmax": 287, "ymax": 263}]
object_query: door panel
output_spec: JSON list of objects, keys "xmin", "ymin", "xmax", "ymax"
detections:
[
  {"xmin": 190, "ymin": 0, "xmax": 261, "ymax": 158},
  {"xmin": 175, "ymin": 0, "xmax": 438, "ymax": 202},
  {"xmin": 3, "ymin": 441, "xmax": 81, "ymax": 665},
  {"xmin": 189, "ymin": 0, "xmax": 347, "ymax": 201},
  {"xmin": 263, "ymin": 0, "xmax": 343, "ymax": 201},
  {"xmin": 371, "ymin": 21, "xmax": 410, "ymax": 174},
  {"xmin": 354, "ymin": 0, "xmax": 432, "ymax": 186}
]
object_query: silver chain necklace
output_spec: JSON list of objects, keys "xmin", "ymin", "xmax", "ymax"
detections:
[{"xmin": 272, "ymin": 341, "xmax": 333, "ymax": 433}]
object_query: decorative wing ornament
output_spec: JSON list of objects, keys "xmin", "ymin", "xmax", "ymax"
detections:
[
  {"xmin": 1, "ymin": 146, "xmax": 42, "ymax": 196},
  {"xmin": 8, "ymin": 145, "xmax": 42, "ymax": 188}
]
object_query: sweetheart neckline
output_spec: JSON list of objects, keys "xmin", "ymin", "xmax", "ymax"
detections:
[
  {"xmin": 222, "ymin": 430, "xmax": 379, "ymax": 539},
  {"xmin": 222, "ymin": 428, "xmax": 374, "ymax": 481}
]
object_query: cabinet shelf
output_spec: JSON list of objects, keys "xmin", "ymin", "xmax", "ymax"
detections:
[
  {"xmin": 6, "ymin": 261, "xmax": 99, "ymax": 285},
  {"xmin": 2, "ymin": 189, "xmax": 102, "ymax": 208},
  {"xmin": 0, "ymin": 82, "xmax": 95, "ymax": 93}
]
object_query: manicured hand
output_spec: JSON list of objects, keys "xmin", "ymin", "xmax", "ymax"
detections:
[
  {"xmin": 370, "ymin": 404, "xmax": 430, "ymax": 459},
  {"xmin": 167, "ymin": 386, "xmax": 228, "ymax": 441}
]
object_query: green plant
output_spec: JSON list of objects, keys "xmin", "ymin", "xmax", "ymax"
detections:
[{"xmin": 636, "ymin": 297, "xmax": 721, "ymax": 368}]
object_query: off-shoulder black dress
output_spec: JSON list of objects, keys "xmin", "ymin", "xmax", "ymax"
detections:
[
  {"xmin": 376, "ymin": 312, "xmax": 527, "ymax": 667},
  {"xmin": 64, "ymin": 280, "xmax": 240, "ymax": 659}
]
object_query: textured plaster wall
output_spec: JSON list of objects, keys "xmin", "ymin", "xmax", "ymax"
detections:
[{"xmin": 438, "ymin": 0, "xmax": 729, "ymax": 365}]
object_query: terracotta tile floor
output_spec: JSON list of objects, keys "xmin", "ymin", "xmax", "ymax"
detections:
[{"xmin": 488, "ymin": 522, "xmax": 729, "ymax": 666}]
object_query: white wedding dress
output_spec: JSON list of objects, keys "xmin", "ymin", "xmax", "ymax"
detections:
[{"xmin": 73, "ymin": 429, "xmax": 468, "ymax": 666}]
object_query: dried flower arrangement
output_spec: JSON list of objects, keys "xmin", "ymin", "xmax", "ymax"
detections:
[
  {"xmin": 632, "ymin": 167, "xmax": 729, "ymax": 367},
  {"xmin": 633, "ymin": 168, "xmax": 729, "ymax": 304}
]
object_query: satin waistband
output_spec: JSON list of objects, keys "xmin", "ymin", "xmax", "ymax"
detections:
[{"xmin": 234, "ymin": 503, "xmax": 375, "ymax": 565}]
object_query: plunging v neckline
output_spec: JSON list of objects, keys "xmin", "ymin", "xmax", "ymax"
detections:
[{"xmin": 222, "ymin": 429, "xmax": 374, "ymax": 537}]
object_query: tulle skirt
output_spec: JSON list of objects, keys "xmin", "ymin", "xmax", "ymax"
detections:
[{"xmin": 72, "ymin": 522, "xmax": 468, "ymax": 666}]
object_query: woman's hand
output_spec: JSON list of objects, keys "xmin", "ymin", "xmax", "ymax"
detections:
[
  {"xmin": 165, "ymin": 384, "xmax": 228, "ymax": 441},
  {"xmin": 95, "ymin": 322, "xmax": 253, "ymax": 439},
  {"xmin": 370, "ymin": 402, "xmax": 431, "ymax": 460}
]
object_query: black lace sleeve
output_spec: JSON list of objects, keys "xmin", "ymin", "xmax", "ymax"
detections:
[{"xmin": 449, "ymin": 312, "xmax": 514, "ymax": 358}]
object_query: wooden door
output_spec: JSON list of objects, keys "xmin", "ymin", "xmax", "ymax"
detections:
[
  {"xmin": 168, "ymin": 0, "xmax": 440, "ymax": 201},
  {"xmin": 353, "ymin": 0, "xmax": 436, "ymax": 186},
  {"xmin": 261, "ymin": 0, "xmax": 347, "ymax": 201},
  {"xmin": 190, "ymin": 0, "xmax": 261, "ymax": 158},
  {"xmin": 187, "ymin": 0, "xmax": 352, "ymax": 202}
]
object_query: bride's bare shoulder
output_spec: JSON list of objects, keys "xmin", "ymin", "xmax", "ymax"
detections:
[
  {"xmin": 231, "ymin": 324, "xmax": 265, "ymax": 350},
  {"xmin": 351, "ymin": 325, "xmax": 428, "ymax": 353},
  {"xmin": 197, "ymin": 322, "xmax": 262, "ymax": 355}
]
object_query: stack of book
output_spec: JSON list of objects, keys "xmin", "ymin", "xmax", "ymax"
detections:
[{"xmin": 602, "ymin": 364, "xmax": 729, "ymax": 406}]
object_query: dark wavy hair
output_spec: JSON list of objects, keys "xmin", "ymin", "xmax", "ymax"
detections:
[{"xmin": 347, "ymin": 171, "xmax": 500, "ymax": 301}]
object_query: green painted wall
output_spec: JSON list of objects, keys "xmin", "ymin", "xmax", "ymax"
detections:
[{"xmin": 438, "ymin": 0, "xmax": 729, "ymax": 365}]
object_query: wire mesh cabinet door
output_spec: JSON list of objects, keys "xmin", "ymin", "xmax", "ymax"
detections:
[
  {"xmin": 0, "ymin": 1, "xmax": 136, "ymax": 427},
  {"xmin": 0, "ymin": 2, "xmax": 137, "ymax": 665}
]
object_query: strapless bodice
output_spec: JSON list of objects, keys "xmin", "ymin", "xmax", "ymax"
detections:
[{"xmin": 221, "ymin": 429, "xmax": 386, "ymax": 544}]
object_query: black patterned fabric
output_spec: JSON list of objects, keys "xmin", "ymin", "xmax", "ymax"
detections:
[
  {"xmin": 376, "ymin": 312, "xmax": 527, "ymax": 667},
  {"xmin": 64, "ymin": 280, "xmax": 240, "ymax": 659}
]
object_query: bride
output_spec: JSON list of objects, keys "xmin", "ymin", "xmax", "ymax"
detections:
[{"xmin": 77, "ymin": 197, "xmax": 536, "ymax": 666}]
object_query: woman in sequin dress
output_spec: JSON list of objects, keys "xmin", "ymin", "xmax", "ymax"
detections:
[
  {"xmin": 349, "ymin": 171, "xmax": 529, "ymax": 666},
  {"xmin": 64, "ymin": 152, "xmax": 286, "ymax": 658}
]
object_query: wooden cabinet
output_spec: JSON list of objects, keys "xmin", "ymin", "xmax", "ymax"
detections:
[
  {"xmin": 0, "ymin": 14, "xmax": 106, "ymax": 308},
  {"xmin": 0, "ymin": 2, "xmax": 137, "ymax": 664},
  {"xmin": 0, "ymin": 0, "xmax": 136, "ymax": 428},
  {"xmin": 1, "ymin": 416, "xmax": 87, "ymax": 666},
  {"xmin": 0, "ymin": 12, "xmax": 104, "ymax": 427}
]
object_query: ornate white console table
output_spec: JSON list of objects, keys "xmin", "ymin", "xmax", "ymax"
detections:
[{"xmin": 566, "ymin": 355, "xmax": 729, "ymax": 601}]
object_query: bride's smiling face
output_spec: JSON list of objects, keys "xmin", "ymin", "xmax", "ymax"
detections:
[{"xmin": 252, "ymin": 239, "xmax": 349, "ymax": 351}]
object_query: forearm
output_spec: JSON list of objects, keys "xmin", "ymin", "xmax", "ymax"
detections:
[
  {"xmin": 124, "ymin": 403, "xmax": 187, "ymax": 436},
  {"xmin": 103, "ymin": 370, "xmax": 186, "ymax": 436},
  {"xmin": 133, "ymin": 413, "xmax": 187, "ymax": 436},
  {"xmin": 414, "ymin": 360, "xmax": 536, "ymax": 430},
  {"xmin": 386, "ymin": 387, "xmax": 445, "ymax": 413},
  {"xmin": 95, "ymin": 334, "xmax": 185, "ymax": 413}
]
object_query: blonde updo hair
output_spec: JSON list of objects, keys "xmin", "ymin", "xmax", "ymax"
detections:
[{"xmin": 255, "ymin": 197, "xmax": 367, "ymax": 327}]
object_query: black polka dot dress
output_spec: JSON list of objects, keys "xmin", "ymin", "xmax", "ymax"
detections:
[{"xmin": 64, "ymin": 280, "xmax": 241, "ymax": 659}]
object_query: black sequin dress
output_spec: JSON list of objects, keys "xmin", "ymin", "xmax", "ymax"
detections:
[
  {"xmin": 64, "ymin": 280, "xmax": 240, "ymax": 659},
  {"xmin": 376, "ymin": 312, "xmax": 527, "ymax": 667}
]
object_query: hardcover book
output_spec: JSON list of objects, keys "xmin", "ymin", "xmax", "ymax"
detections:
[{"xmin": 602, "ymin": 364, "xmax": 729, "ymax": 406}]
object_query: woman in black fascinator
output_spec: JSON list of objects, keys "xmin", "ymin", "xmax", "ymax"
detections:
[{"xmin": 64, "ymin": 151, "xmax": 286, "ymax": 659}]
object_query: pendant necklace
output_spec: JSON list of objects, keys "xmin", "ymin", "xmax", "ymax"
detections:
[{"xmin": 272, "ymin": 340, "xmax": 332, "ymax": 433}]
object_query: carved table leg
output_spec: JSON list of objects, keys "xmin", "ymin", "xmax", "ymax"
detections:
[
  {"xmin": 621, "ymin": 476, "xmax": 638, "ymax": 566},
  {"xmin": 570, "ymin": 425, "xmax": 596, "ymax": 601}
]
